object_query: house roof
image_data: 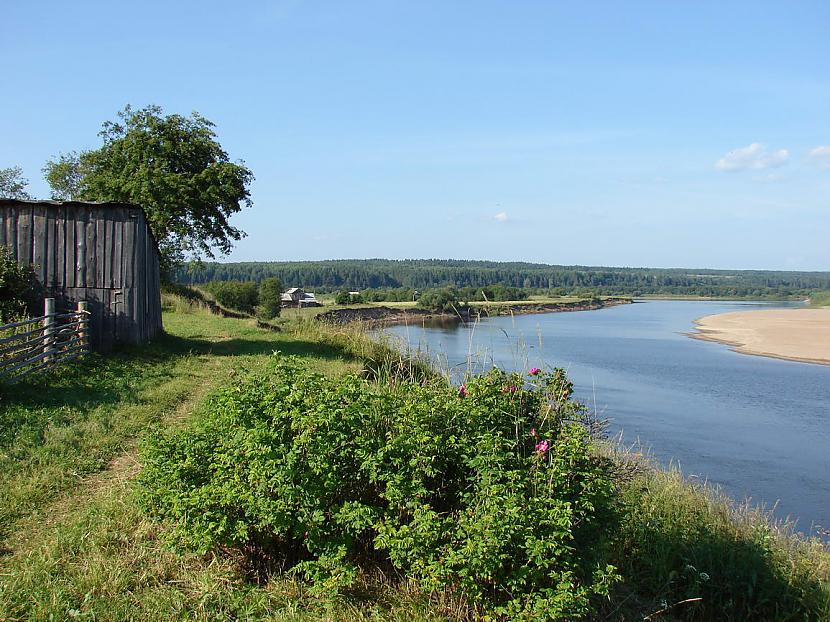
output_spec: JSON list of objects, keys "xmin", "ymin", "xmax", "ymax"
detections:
[{"xmin": 285, "ymin": 287, "xmax": 303, "ymax": 294}]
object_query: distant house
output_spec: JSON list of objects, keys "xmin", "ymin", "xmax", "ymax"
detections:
[
  {"xmin": 281, "ymin": 287, "xmax": 321, "ymax": 307},
  {"xmin": 0, "ymin": 199, "xmax": 162, "ymax": 351},
  {"xmin": 281, "ymin": 287, "xmax": 305, "ymax": 304}
]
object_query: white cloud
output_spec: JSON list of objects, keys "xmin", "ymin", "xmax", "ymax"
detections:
[
  {"xmin": 807, "ymin": 146, "xmax": 830, "ymax": 170},
  {"xmin": 494, "ymin": 211, "xmax": 509, "ymax": 222},
  {"xmin": 716, "ymin": 143, "xmax": 789, "ymax": 172}
]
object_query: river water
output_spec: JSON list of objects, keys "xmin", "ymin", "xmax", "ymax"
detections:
[{"xmin": 379, "ymin": 300, "xmax": 830, "ymax": 535}]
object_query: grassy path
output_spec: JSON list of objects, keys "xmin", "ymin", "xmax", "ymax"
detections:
[{"xmin": 0, "ymin": 304, "xmax": 448, "ymax": 621}]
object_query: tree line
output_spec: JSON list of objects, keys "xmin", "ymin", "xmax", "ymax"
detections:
[{"xmin": 176, "ymin": 259, "xmax": 830, "ymax": 298}]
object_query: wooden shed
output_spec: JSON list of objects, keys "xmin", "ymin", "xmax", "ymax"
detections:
[{"xmin": 0, "ymin": 199, "xmax": 162, "ymax": 351}]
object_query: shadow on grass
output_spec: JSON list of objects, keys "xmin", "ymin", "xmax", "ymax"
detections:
[
  {"xmin": 0, "ymin": 330, "xmax": 359, "ymax": 448},
  {"xmin": 608, "ymin": 494, "xmax": 830, "ymax": 620}
]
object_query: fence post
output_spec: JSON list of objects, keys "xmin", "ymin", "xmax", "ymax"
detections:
[
  {"xmin": 43, "ymin": 298, "xmax": 55, "ymax": 363},
  {"xmin": 77, "ymin": 300, "xmax": 89, "ymax": 351}
]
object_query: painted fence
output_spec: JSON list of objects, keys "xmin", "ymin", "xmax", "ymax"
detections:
[{"xmin": 0, "ymin": 298, "xmax": 90, "ymax": 383}]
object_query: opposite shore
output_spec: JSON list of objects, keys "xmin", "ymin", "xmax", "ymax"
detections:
[
  {"xmin": 691, "ymin": 308, "xmax": 830, "ymax": 366},
  {"xmin": 315, "ymin": 296, "xmax": 633, "ymax": 327}
]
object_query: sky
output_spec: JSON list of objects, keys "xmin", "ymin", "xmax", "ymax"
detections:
[{"xmin": 1, "ymin": 1, "xmax": 829, "ymax": 270}]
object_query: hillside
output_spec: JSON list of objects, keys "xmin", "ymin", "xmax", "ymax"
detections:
[{"xmin": 176, "ymin": 259, "xmax": 830, "ymax": 298}]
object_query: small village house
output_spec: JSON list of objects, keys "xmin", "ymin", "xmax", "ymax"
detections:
[{"xmin": 280, "ymin": 287, "xmax": 321, "ymax": 307}]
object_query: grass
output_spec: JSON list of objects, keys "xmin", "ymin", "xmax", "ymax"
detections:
[
  {"xmin": 0, "ymin": 297, "xmax": 451, "ymax": 621},
  {"xmin": 809, "ymin": 291, "xmax": 830, "ymax": 308},
  {"xmin": 606, "ymin": 455, "xmax": 830, "ymax": 620},
  {"xmin": 1, "ymin": 294, "xmax": 829, "ymax": 621}
]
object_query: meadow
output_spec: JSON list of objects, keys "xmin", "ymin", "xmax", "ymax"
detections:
[{"xmin": 0, "ymin": 291, "xmax": 828, "ymax": 621}]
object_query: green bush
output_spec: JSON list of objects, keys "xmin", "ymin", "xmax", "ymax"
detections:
[
  {"xmin": 257, "ymin": 277, "xmax": 282, "ymax": 319},
  {"xmin": 0, "ymin": 246, "xmax": 42, "ymax": 322},
  {"xmin": 416, "ymin": 286, "xmax": 468, "ymax": 313},
  {"xmin": 335, "ymin": 290, "xmax": 363, "ymax": 305},
  {"xmin": 202, "ymin": 280, "xmax": 259, "ymax": 314},
  {"xmin": 139, "ymin": 358, "xmax": 619, "ymax": 620}
]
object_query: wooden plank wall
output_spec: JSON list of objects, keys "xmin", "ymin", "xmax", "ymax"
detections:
[{"xmin": 0, "ymin": 202, "xmax": 162, "ymax": 351}]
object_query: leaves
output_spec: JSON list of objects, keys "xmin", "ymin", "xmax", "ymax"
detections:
[
  {"xmin": 77, "ymin": 105, "xmax": 253, "ymax": 274},
  {"xmin": 138, "ymin": 358, "xmax": 619, "ymax": 620}
]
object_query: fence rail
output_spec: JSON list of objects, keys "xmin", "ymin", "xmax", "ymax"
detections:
[{"xmin": 0, "ymin": 298, "xmax": 90, "ymax": 383}]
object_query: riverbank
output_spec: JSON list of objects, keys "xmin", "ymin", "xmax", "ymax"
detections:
[
  {"xmin": 1, "ymin": 294, "xmax": 828, "ymax": 620},
  {"xmin": 692, "ymin": 308, "xmax": 830, "ymax": 366},
  {"xmin": 315, "ymin": 296, "xmax": 632, "ymax": 327}
]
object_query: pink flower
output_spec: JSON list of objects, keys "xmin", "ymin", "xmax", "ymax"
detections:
[
  {"xmin": 529, "ymin": 367, "xmax": 541, "ymax": 376},
  {"xmin": 458, "ymin": 384, "xmax": 467, "ymax": 397},
  {"xmin": 535, "ymin": 439, "xmax": 549, "ymax": 454},
  {"xmin": 530, "ymin": 427, "xmax": 538, "ymax": 438}
]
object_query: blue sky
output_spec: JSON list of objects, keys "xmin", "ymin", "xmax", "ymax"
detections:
[{"xmin": 2, "ymin": 1, "xmax": 829, "ymax": 270}]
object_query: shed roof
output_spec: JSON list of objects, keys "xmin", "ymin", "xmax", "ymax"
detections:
[{"xmin": 0, "ymin": 198, "xmax": 162, "ymax": 259}]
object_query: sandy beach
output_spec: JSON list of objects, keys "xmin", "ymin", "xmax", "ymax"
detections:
[{"xmin": 692, "ymin": 308, "xmax": 830, "ymax": 366}]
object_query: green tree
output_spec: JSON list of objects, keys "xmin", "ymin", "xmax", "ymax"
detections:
[
  {"xmin": 257, "ymin": 277, "xmax": 282, "ymax": 320},
  {"xmin": 203, "ymin": 281, "xmax": 258, "ymax": 315},
  {"xmin": 0, "ymin": 166, "xmax": 32, "ymax": 200},
  {"xmin": 78, "ymin": 105, "xmax": 254, "ymax": 275},
  {"xmin": 0, "ymin": 246, "xmax": 42, "ymax": 321},
  {"xmin": 416, "ymin": 286, "xmax": 466, "ymax": 312},
  {"xmin": 335, "ymin": 290, "xmax": 364, "ymax": 305},
  {"xmin": 42, "ymin": 152, "xmax": 84, "ymax": 200}
]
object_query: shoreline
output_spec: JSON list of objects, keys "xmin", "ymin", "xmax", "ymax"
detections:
[
  {"xmin": 690, "ymin": 308, "xmax": 830, "ymax": 366},
  {"xmin": 315, "ymin": 297, "xmax": 633, "ymax": 328}
]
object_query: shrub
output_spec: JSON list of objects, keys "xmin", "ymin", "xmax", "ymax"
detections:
[
  {"xmin": 257, "ymin": 277, "xmax": 282, "ymax": 319},
  {"xmin": 0, "ymin": 246, "xmax": 42, "ymax": 322},
  {"xmin": 139, "ymin": 358, "xmax": 619, "ymax": 620},
  {"xmin": 202, "ymin": 280, "xmax": 259, "ymax": 314},
  {"xmin": 416, "ymin": 287, "xmax": 468, "ymax": 313},
  {"xmin": 335, "ymin": 291, "xmax": 363, "ymax": 305}
]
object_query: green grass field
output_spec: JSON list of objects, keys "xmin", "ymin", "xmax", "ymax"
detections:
[{"xmin": 1, "ymin": 296, "xmax": 828, "ymax": 621}]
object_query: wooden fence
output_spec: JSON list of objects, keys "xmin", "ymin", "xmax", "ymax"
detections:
[{"xmin": 0, "ymin": 298, "xmax": 90, "ymax": 383}]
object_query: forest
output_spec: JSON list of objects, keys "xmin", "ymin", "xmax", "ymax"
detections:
[{"xmin": 176, "ymin": 259, "xmax": 830, "ymax": 298}]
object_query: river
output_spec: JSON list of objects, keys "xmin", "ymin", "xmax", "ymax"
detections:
[{"xmin": 379, "ymin": 300, "xmax": 830, "ymax": 535}]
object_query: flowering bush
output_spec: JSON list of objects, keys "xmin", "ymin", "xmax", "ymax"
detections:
[{"xmin": 138, "ymin": 357, "xmax": 619, "ymax": 620}]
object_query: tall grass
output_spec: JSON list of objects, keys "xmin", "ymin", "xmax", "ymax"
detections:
[
  {"xmin": 2, "ymin": 293, "xmax": 829, "ymax": 621},
  {"xmin": 603, "ymin": 451, "xmax": 830, "ymax": 620}
]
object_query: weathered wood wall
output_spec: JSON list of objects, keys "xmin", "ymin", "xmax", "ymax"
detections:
[{"xmin": 0, "ymin": 200, "xmax": 162, "ymax": 351}]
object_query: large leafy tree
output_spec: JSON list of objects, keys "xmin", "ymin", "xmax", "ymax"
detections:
[
  {"xmin": 0, "ymin": 166, "xmax": 32, "ymax": 199},
  {"xmin": 42, "ymin": 151, "xmax": 84, "ymax": 200},
  {"xmin": 48, "ymin": 105, "xmax": 253, "ymax": 274}
]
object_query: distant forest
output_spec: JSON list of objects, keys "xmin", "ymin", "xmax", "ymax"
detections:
[{"xmin": 175, "ymin": 259, "xmax": 830, "ymax": 298}]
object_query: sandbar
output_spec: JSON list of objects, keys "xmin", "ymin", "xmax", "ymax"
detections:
[{"xmin": 691, "ymin": 308, "xmax": 830, "ymax": 366}]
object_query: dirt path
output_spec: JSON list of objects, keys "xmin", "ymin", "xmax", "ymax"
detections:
[{"xmin": 0, "ymin": 356, "xmax": 225, "ymax": 558}]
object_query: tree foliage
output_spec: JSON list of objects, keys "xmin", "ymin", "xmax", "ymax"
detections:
[
  {"xmin": 42, "ymin": 152, "xmax": 84, "ymax": 200},
  {"xmin": 55, "ymin": 105, "xmax": 253, "ymax": 274},
  {"xmin": 202, "ymin": 280, "xmax": 259, "ymax": 315},
  {"xmin": 175, "ymin": 259, "xmax": 830, "ymax": 299},
  {"xmin": 139, "ymin": 358, "xmax": 619, "ymax": 620},
  {"xmin": 416, "ymin": 286, "xmax": 467, "ymax": 312},
  {"xmin": 335, "ymin": 290, "xmax": 363, "ymax": 305},
  {"xmin": 0, "ymin": 166, "xmax": 32, "ymax": 200},
  {"xmin": 0, "ymin": 247, "xmax": 42, "ymax": 322},
  {"xmin": 257, "ymin": 277, "xmax": 282, "ymax": 320}
]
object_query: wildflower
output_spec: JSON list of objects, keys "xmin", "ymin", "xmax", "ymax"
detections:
[
  {"xmin": 529, "ymin": 367, "xmax": 541, "ymax": 376},
  {"xmin": 530, "ymin": 427, "xmax": 538, "ymax": 438},
  {"xmin": 502, "ymin": 385, "xmax": 518, "ymax": 394},
  {"xmin": 535, "ymin": 439, "xmax": 549, "ymax": 454},
  {"xmin": 458, "ymin": 384, "xmax": 467, "ymax": 397}
]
